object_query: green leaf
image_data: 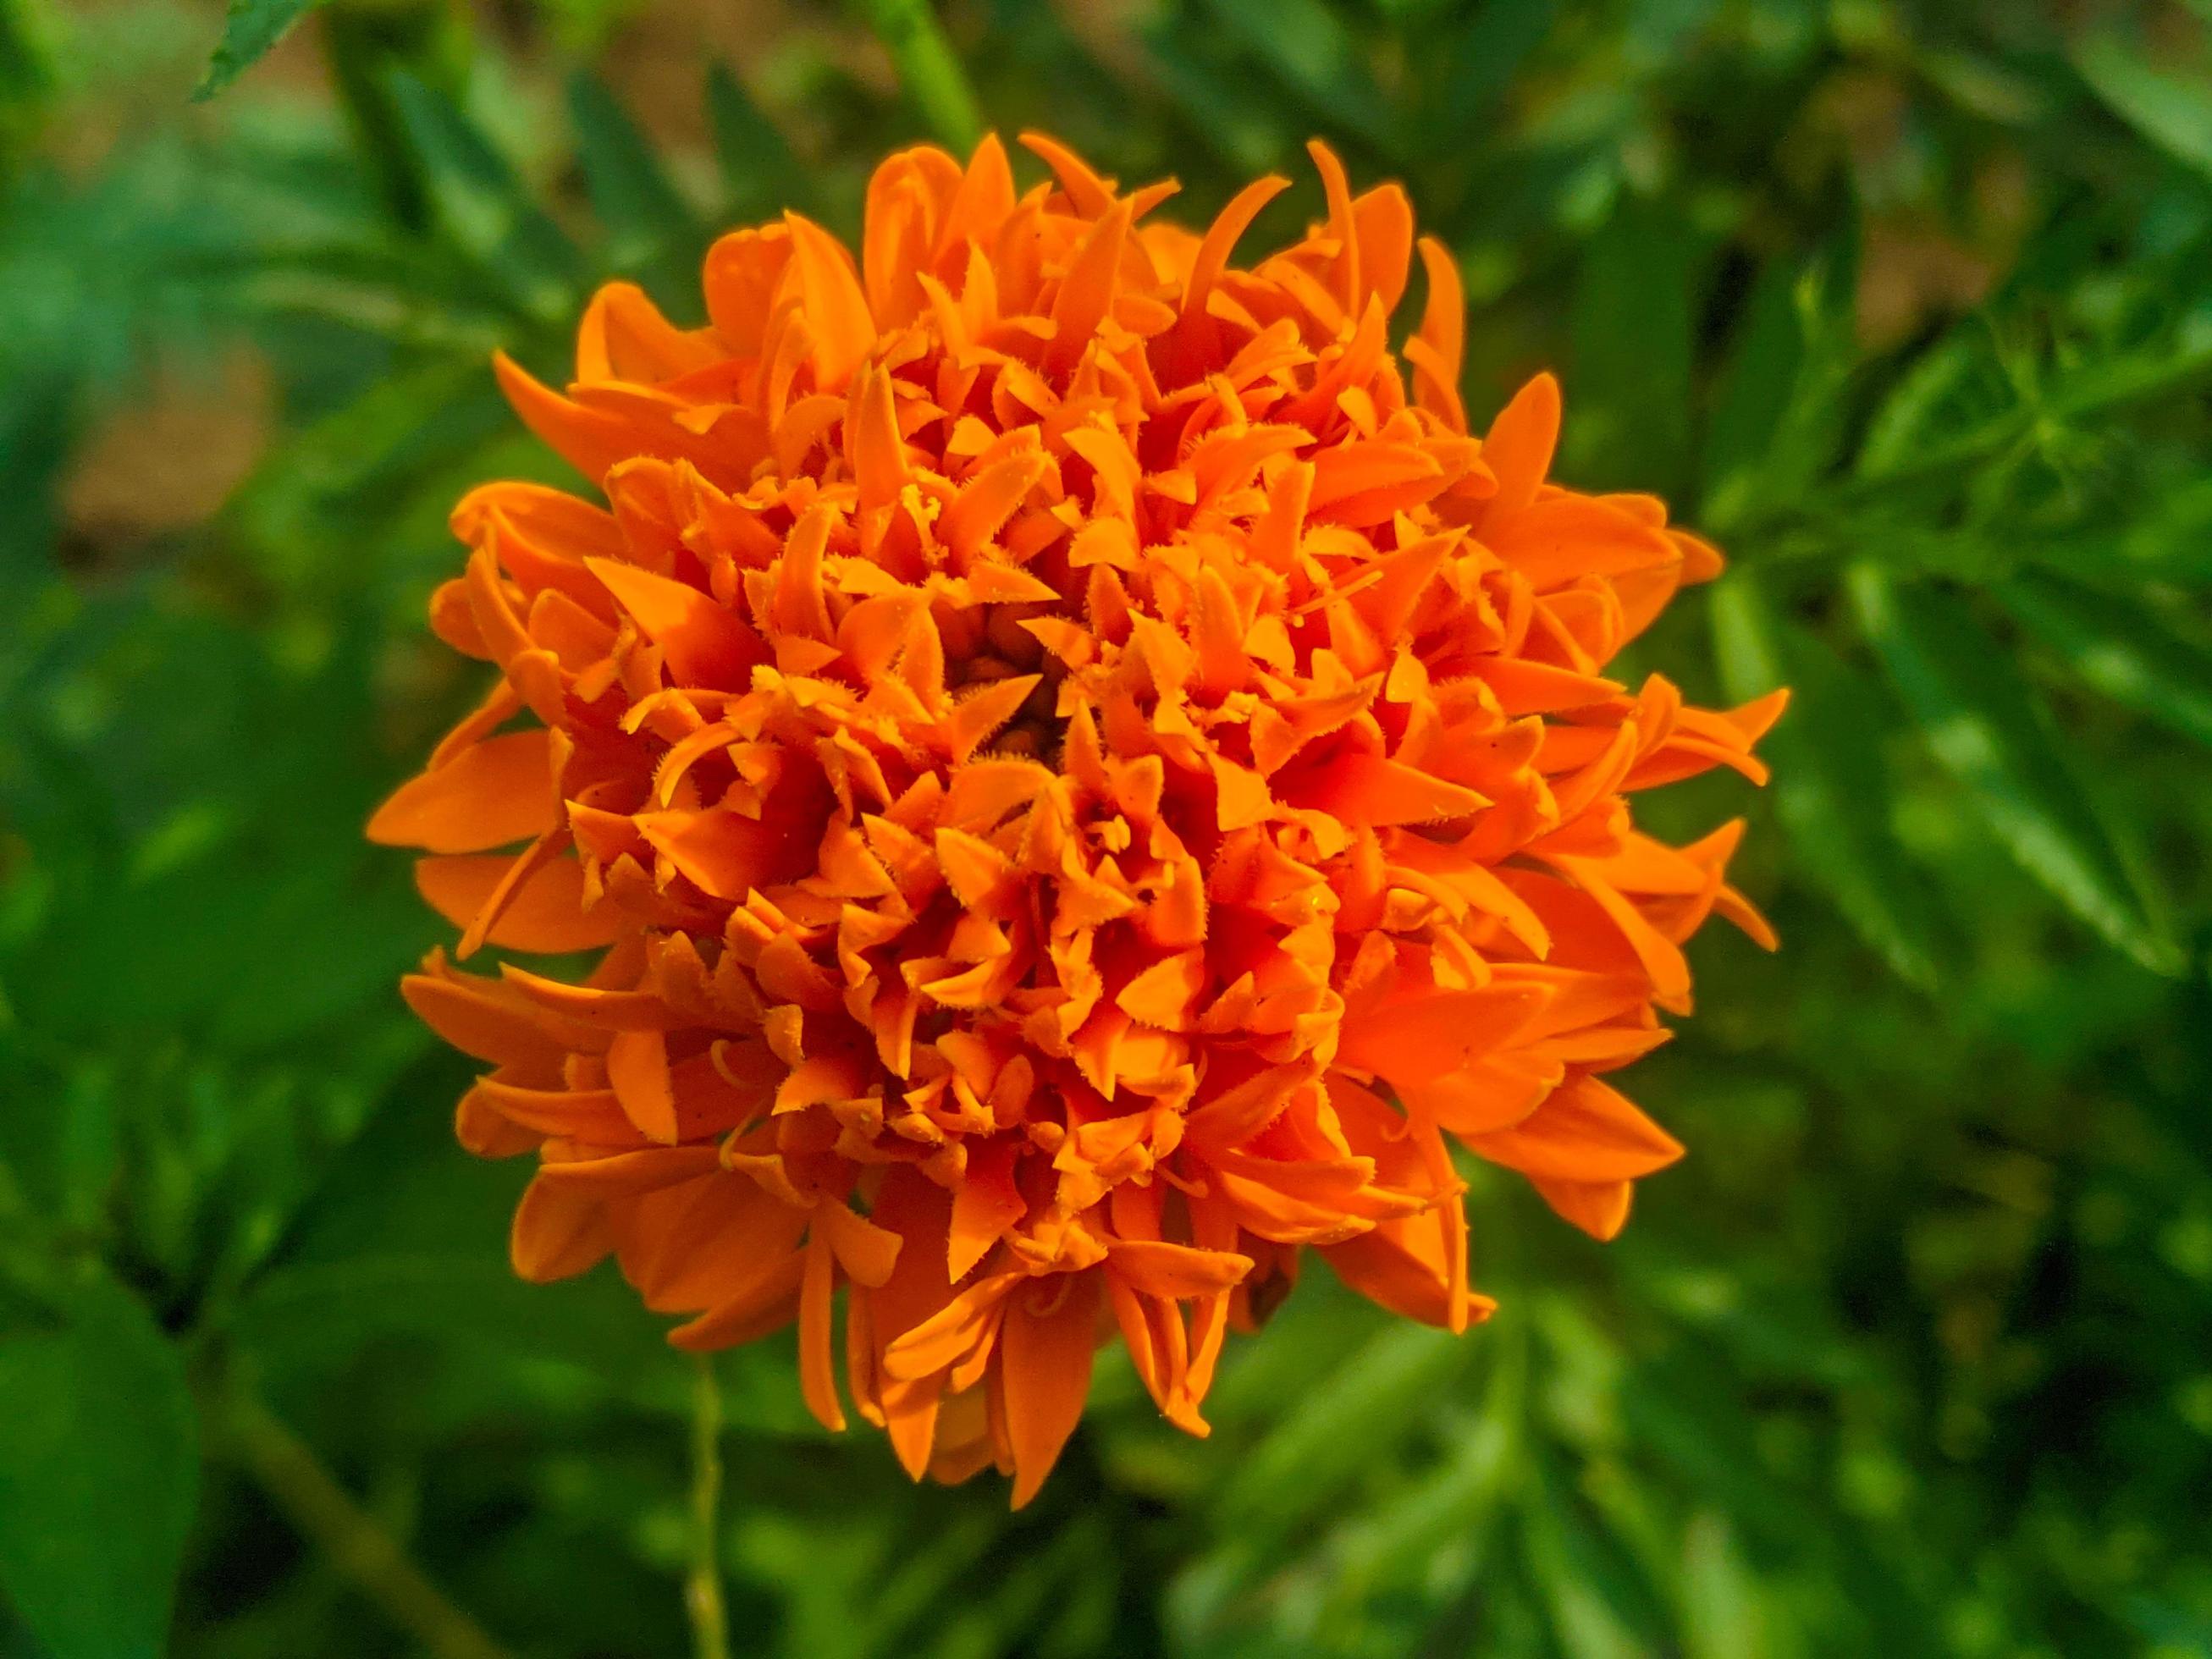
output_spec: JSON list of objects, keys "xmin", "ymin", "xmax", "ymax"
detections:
[
  {"xmin": 1523, "ymin": 1449, "xmax": 1671, "ymax": 1656},
  {"xmin": 1680, "ymin": 1513, "xmax": 1768, "ymax": 1659},
  {"xmin": 1847, "ymin": 566, "xmax": 2182, "ymax": 973},
  {"xmin": 1701, "ymin": 247, "xmax": 1857, "ymax": 533},
  {"xmin": 1711, "ymin": 571, "xmax": 1945, "ymax": 987},
  {"xmin": 1702, "ymin": 259, "xmax": 1803, "ymax": 521},
  {"xmin": 1855, "ymin": 328, "xmax": 2007, "ymax": 482},
  {"xmin": 1198, "ymin": 0, "xmax": 1399, "ymax": 154},
  {"xmin": 383, "ymin": 69, "xmax": 584, "ymax": 320},
  {"xmin": 1213, "ymin": 1322, "xmax": 1466, "ymax": 1537},
  {"xmin": 1995, "ymin": 568, "xmax": 2212, "ymax": 752},
  {"xmin": 1427, "ymin": 0, "xmax": 1557, "ymax": 148},
  {"xmin": 1569, "ymin": 201, "xmax": 1702, "ymax": 498},
  {"xmin": 705, "ymin": 62, "xmax": 805, "ymax": 223},
  {"xmin": 0, "ymin": 1275, "xmax": 199, "ymax": 1659},
  {"xmin": 195, "ymin": 0, "xmax": 320, "ymax": 102},
  {"xmin": 853, "ymin": 0, "xmax": 985, "ymax": 152},
  {"xmin": 2075, "ymin": 30, "xmax": 2212, "ymax": 180},
  {"xmin": 567, "ymin": 72, "xmax": 698, "ymax": 278}
]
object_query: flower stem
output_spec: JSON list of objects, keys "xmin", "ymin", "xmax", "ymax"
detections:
[
  {"xmin": 226, "ymin": 1384, "xmax": 513, "ymax": 1659},
  {"xmin": 686, "ymin": 1353, "xmax": 731, "ymax": 1659}
]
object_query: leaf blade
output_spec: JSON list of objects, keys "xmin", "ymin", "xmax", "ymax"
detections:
[
  {"xmin": 2075, "ymin": 30, "xmax": 2212, "ymax": 180},
  {"xmin": 1710, "ymin": 571, "xmax": 1946, "ymax": 987},
  {"xmin": 1995, "ymin": 568, "xmax": 2212, "ymax": 752},
  {"xmin": 0, "ymin": 1276, "xmax": 199, "ymax": 1659},
  {"xmin": 1847, "ymin": 566, "xmax": 2182, "ymax": 973},
  {"xmin": 566, "ymin": 71, "xmax": 698, "ymax": 281},
  {"xmin": 194, "ymin": 0, "xmax": 318, "ymax": 102}
]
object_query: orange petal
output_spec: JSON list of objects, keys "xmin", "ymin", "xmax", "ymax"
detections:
[
  {"xmin": 1280, "ymin": 752, "xmax": 1486, "ymax": 828},
  {"xmin": 1527, "ymin": 1176, "xmax": 1635, "ymax": 1240},
  {"xmin": 1104, "ymin": 1238, "xmax": 1253, "ymax": 1300},
  {"xmin": 1045, "ymin": 200, "xmax": 1133, "ymax": 375},
  {"xmin": 606, "ymin": 1027, "xmax": 679, "ymax": 1143},
  {"xmin": 1183, "ymin": 174, "xmax": 1291, "ymax": 322},
  {"xmin": 948, "ymin": 1138, "xmax": 1027, "ymax": 1281},
  {"xmin": 798, "ymin": 1228, "xmax": 847, "ymax": 1431},
  {"xmin": 1336, "ymin": 984, "xmax": 1552, "ymax": 1083},
  {"xmin": 785, "ymin": 212, "xmax": 878, "ymax": 390},
  {"xmin": 511, "ymin": 1174, "xmax": 614, "ymax": 1281},
  {"xmin": 1001, "ymin": 1272, "xmax": 1101, "ymax": 1509},
  {"xmin": 368, "ymin": 730, "xmax": 556, "ymax": 852},
  {"xmin": 415, "ymin": 852, "xmax": 621, "ymax": 954},
  {"xmin": 1482, "ymin": 372, "xmax": 1560, "ymax": 516},
  {"xmin": 587, "ymin": 558, "xmax": 764, "ymax": 687},
  {"xmin": 1464, "ymin": 1076, "xmax": 1683, "ymax": 1183}
]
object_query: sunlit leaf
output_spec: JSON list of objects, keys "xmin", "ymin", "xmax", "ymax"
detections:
[
  {"xmin": 1701, "ymin": 246, "xmax": 1857, "ymax": 532},
  {"xmin": 1848, "ymin": 565, "xmax": 2182, "ymax": 973},
  {"xmin": 2075, "ymin": 30, "xmax": 2212, "ymax": 180},
  {"xmin": 1855, "ymin": 328, "xmax": 2010, "ymax": 482},
  {"xmin": 1680, "ymin": 1513, "xmax": 1768, "ymax": 1659},
  {"xmin": 856, "ymin": 0, "xmax": 985, "ymax": 152},
  {"xmin": 195, "ymin": 0, "xmax": 319, "ymax": 101}
]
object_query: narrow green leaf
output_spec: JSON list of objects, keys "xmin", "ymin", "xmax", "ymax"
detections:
[
  {"xmin": 1427, "ymin": 0, "xmax": 1557, "ymax": 149},
  {"xmin": 194, "ymin": 0, "xmax": 319, "ymax": 102},
  {"xmin": 853, "ymin": 0, "xmax": 985, "ymax": 152},
  {"xmin": 1996, "ymin": 568, "xmax": 2212, "ymax": 752},
  {"xmin": 320, "ymin": 3, "xmax": 475, "ymax": 231},
  {"xmin": 1199, "ymin": 0, "xmax": 1399, "ymax": 154},
  {"xmin": 383, "ymin": 69, "xmax": 583, "ymax": 320},
  {"xmin": 705, "ymin": 62, "xmax": 805, "ymax": 223},
  {"xmin": 1702, "ymin": 245, "xmax": 1857, "ymax": 534},
  {"xmin": 567, "ymin": 71, "xmax": 697, "ymax": 274},
  {"xmin": 1710, "ymin": 571, "xmax": 1945, "ymax": 987},
  {"xmin": 1569, "ymin": 201, "xmax": 1702, "ymax": 498},
  {"xmin": 1855, "ymin": 329, "xmax": 2005, "ymax": 481},
  {"xmin": 1523, "ymin": 1450, "xmax": 1671, "ymax": 1656},
  {"xmin": 1702, "ymin": 259, "xmax": 1802, "ymax": 522},
  {"xmin": 1318, "ymin": 1321, "xmax": 1526, "ymax": 1618},
  {"xmin": 1137, "ymin": 16, "xmax": 1294, "ymax": 177},
  {"xmin": 1848, "ymin": 566, "xmax": 2182, "ymax": 973},
  {"xmin": 0, "ymin": 1276, "xmax": 199, "ymax": 1659},
  {"xmin": 0, "ymin": 0, "xmax": 58, "ymax": 151},
  {"xmin": 1680, "ymin": 1513, "xmax": 1768, "ymax": 1659},
  {"xmin": 0, "ymin": 349, "xmax": 76, "ymax": 591},
  {"xmin": 1214, "ymin": 1324, "xmax": 1466, "ymax": 1538},
  {"xmin": 2075, "ymin": 30, "xmax": 2212, "ymax": 180}
]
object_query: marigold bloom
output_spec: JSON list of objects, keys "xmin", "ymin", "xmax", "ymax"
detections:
[{"xmin": 370, "ymin": 133, "xmax": 1783, "ymax": 1504}]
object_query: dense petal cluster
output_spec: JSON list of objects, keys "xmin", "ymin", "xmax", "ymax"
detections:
[{"xmin": 370, "ymin": 134, "xmax": 1782, "ymax": 1503}]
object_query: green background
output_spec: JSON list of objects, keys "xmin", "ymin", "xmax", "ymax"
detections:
[{"xmin": 4, "ymin": 0, "xmax": 2212, "ymax": 1654}]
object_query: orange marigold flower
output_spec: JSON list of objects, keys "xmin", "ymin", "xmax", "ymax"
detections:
[{"xmin": 370, "ymin": 133, "xmax": 1784, "ymax": 1505}]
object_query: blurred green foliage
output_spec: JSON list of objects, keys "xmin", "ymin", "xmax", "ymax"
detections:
[{"xmin": 3, "ymin": 0, "xmax": 2212, "ymax": 1655}]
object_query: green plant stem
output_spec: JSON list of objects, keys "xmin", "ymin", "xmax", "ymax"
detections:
[
  {"xmin": 686, "ymin": 1353, "xmax": 731, "ymax": 1659},
  {"xmin": 855, "ymin": 0, "xmax": 985, "ymax": 152},
  {"xmin": 226, "ymin": 1385, "xmax": 514, "ymax": 1659}
]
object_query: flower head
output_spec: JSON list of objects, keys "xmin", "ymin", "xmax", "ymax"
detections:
[{"xmin": 370, "ymin": 133, "xmax": 1783, "ymax": 1504}]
